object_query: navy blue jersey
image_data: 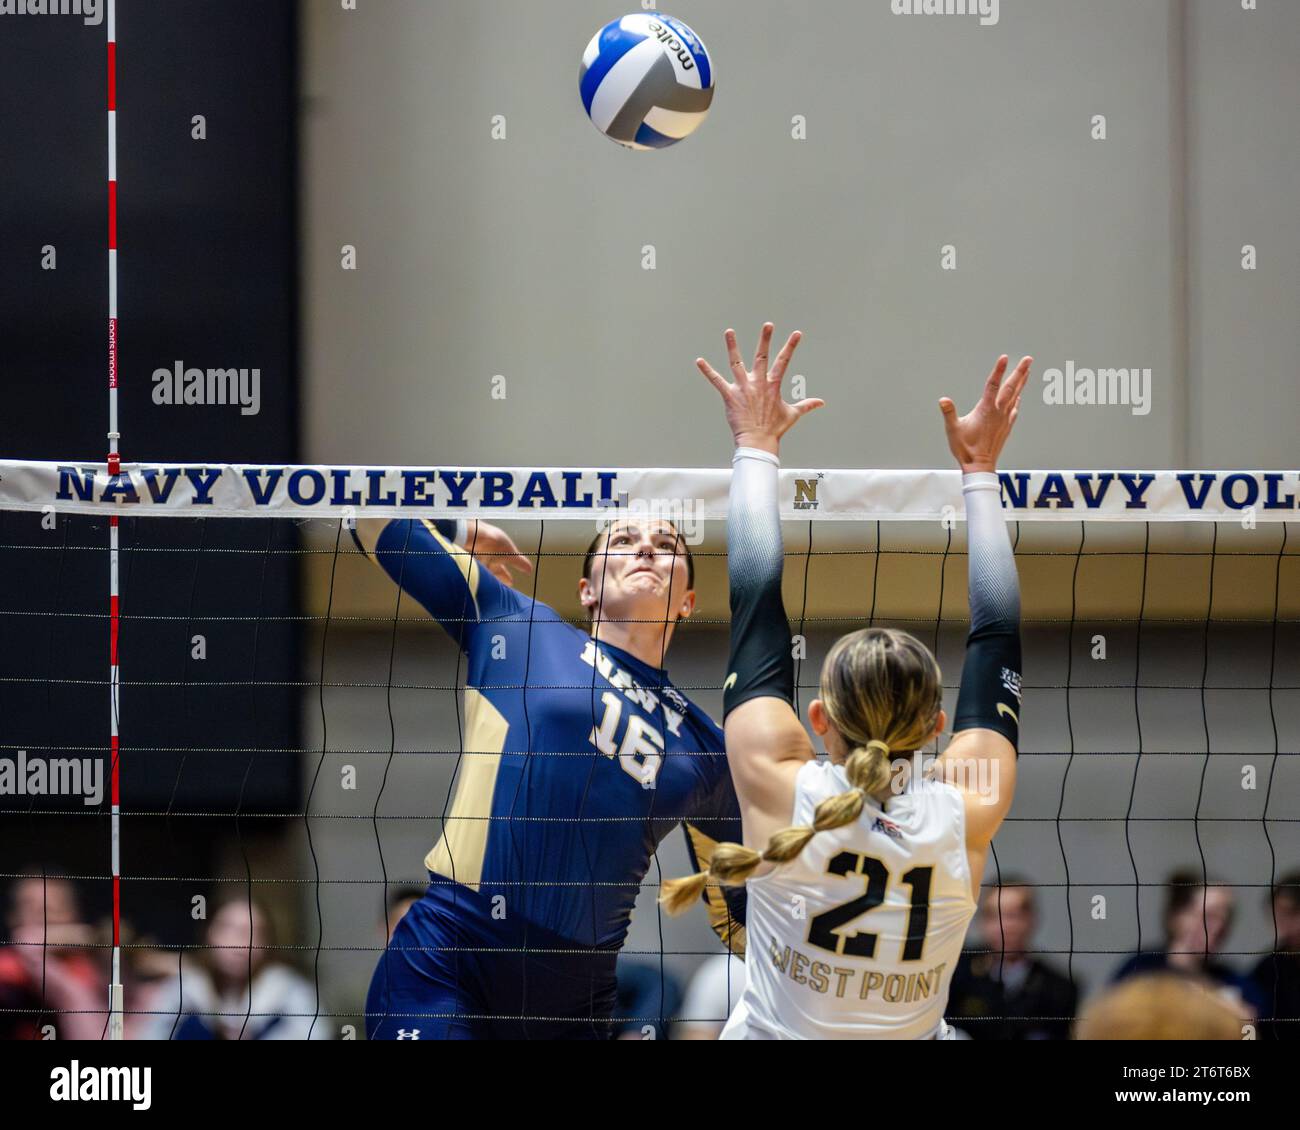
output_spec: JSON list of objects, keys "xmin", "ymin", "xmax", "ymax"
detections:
[{"xmin": 355, "ymin": 518, "xmax": 744, "ymax": 950}]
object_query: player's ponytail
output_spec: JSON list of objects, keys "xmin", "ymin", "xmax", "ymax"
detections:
[
  {"xmin": 660, "ymin": 629, "xmax": 942, "ymax": 916},
  {"xmin": 659, "ymin": 841, "xmax": 765, "ymax": 914},
  {"xmin": 659, "ymin": 741, "xmax": 897, "ymax": 913}
]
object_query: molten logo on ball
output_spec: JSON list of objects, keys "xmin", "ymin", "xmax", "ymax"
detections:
[{"xmin": 579, "ymin": 13, "xmax": 715, "ymax": 150}]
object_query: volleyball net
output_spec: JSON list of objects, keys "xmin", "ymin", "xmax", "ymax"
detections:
[{"xmin": 0, "ymin": 461, "xmax": 1297, "ymax": 1039}]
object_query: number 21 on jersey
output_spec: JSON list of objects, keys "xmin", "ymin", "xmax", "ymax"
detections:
[{"xmin": 807, "ymin": 852, "xmax": 933, "ymax": 962}]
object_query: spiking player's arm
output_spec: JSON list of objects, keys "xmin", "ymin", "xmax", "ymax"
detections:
[
  {"xmin": 698, "ymin": 324, "xmax": 825, "ymax": 851},
  {"xmin": 934, "ymin": 355, "xmax": 1032, "ymax": 851},
  {"xmin": 352, "ymin": 518, "xmax": 533, "ymax": 649}
]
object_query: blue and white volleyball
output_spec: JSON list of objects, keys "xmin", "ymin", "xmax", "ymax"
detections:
[{"xmin": 579, "ymin": 13, "xmax": 715, "ymax": 150}]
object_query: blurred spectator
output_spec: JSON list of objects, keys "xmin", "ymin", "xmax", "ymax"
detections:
[
  {"xmin": 612, "ymin": 956, "xmax": 683, "ymax": 1040},
  {"xmin": 947, "ymin": 879, "xmax": 1078, "ymax": 1039},
  {"xmin": 1075, "ymin": 972, "xmax": 1242, "ymax": 1040},
  {"xmin": 0, "ymin": 875, "xmax": 104, "ymax": 1039},
  {"xmin": 141, "ymin": 895, "xmax": 329, "ymax": 1040},
  {"xmin": 1113, "ymin": 870, "xmax": 1264, "ymax": 1018},
  {"xmin": 673, "ymin": 953, "xmax": 745, "ymax": 1039},
  {"xmin": 1250, "ymin": 870, "xmax": 1300, "ymax": 1041},
  {"xmin": 118, "ymin": 918, "xmax": 179, "ymax": 1041}
]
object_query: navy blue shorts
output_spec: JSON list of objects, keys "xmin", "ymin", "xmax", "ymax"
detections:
[{"xmin": 366, "ymin": 878, "xmax": 619, "ymax": 1040}]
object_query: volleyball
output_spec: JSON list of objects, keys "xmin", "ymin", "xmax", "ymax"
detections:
[{"xmin": 578, "ymin": 13, "xmax": 715, "ymax": 150}]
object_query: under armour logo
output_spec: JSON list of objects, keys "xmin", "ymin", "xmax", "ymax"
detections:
[{"xmin": 396, "ymin": 1028, "xmax": 422, "ymax": 1040}]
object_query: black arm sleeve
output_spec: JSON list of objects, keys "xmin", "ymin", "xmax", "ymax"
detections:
[
  {"xmin": 952, "ymin": 474, "xmax": 1023, "ymax": 750},
  {"xmin": 722, "ymin": 449, "xmax": 795, "ymax": 719}
]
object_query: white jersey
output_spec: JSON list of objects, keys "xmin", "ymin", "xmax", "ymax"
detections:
[{"xmin": 721, "ymin": 760, "xmax": 975, "ymax": 1040}]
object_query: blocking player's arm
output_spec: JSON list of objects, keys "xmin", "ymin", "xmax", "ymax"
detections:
[
  {"xmin": 937, "ymin": 472, "xmax": 1022, "ymax": 844},
  {"xmin": 720, "ymin": 448, "xmax": 815, "ymax": 824},
  {"xmin": 352, "ymin": 518, "xmax": 530, "ymax": 649}
]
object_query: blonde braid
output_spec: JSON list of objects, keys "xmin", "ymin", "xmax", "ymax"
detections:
[
  {"xmin": 659, "ymin": 840, "xmax": 766, "ymax": 915},
  {"xmin": 661, "ymin": 741, "xmax": 896, "ymax": 913},
  {"xmin": 763, "ymin": 739, "xmax": 892, "ymax": 858},
  {"xmin": 847, "ymin": 739, "xmax": 896, "ymax": 800}
]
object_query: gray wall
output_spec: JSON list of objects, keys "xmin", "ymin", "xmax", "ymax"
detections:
[
  {"xmin": 294, "ymin": 0, "xmax": 1300, "ymax": 1032},
  {"xmin": 301, "ymin": 0, "xmax": 1298, "ymax": 472},
  {"xmin": 1186, "ymin": 0, "xmax": 1300, "ymax": 466}
]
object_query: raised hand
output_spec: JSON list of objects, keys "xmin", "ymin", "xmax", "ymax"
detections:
[
  {"xmin": 697, "ymin": 323, "xmax": 824, "ymax": 455},
  {"xmin": 938, "ymin": 355, "xmax": 1032, "ymax": 473},
  {"xmin": 463, "ymin": 520, "xmax": 534, "ymax": 588}
]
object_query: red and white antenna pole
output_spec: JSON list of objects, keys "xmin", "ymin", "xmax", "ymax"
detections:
[{"xmin": 106, "ymin": 0, "xmax": 123, "ymax": 1042}]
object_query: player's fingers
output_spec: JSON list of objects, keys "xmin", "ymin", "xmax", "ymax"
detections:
[
  {"xmin": 724, "ymin": 328, "xmax": 747, "ymax": 379},
  {"xmin": 983, "ymin": 355, "xmax": 1010, "ymax": 400},
  {"xmin": 488, "ymin": 534, "xmax": 534, "ymax": 577},
  {"xmin": 496, "ymin": 530, "xmax": 526, "ymax": 557},
  {"xmin": 752, "ymin": 322, "xmax": 775, "ymax": 380},
  {"xmin": 696, "ymin": 357, "xmax": 730, "ymax": 396},
  {"xmin": 997, "ymin": 356, "xmax": 1033, "ymax": 410},
  {"xmin": 792, "ymin": 397, "xmax": 825, "ymax": 417},
  {"xmin": 1012, "ymin": 356, "xmax": 1033, "ymax": 398},
  {"xmin": 769, "ymin": 330, "xmax": 802, "ymax": 383}
]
